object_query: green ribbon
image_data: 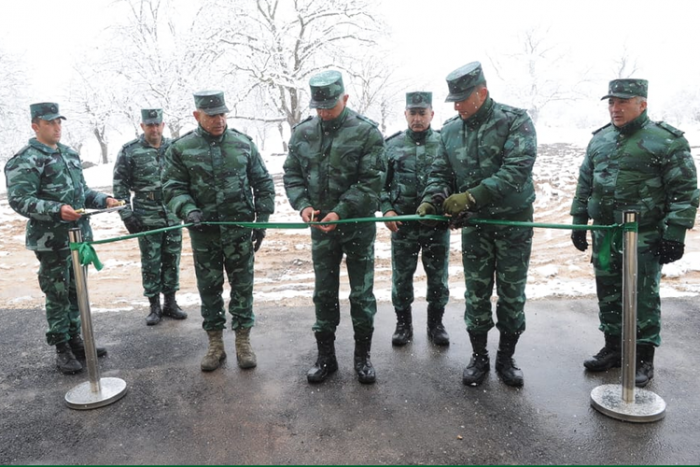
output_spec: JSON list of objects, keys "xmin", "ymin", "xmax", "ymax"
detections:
[
  {"xmin": 69, "ymin": 242, "xmax": 104, "ymax": 271},
  {"xmin": 69, "ymin": 215, "xmax": 627, "ymax": 272}
]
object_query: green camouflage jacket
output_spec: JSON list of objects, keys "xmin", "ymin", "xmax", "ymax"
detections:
[
  {"xmin": 4, "ymin": 138, "xmax": 110, "ymax": 251},
  {"xmin": 113, "ymin": 134, "xmax": 179, "ymax": 227},
  {"xmin": 570, "ymin": 111, "xmax": 699, "ymax": 242},
  {"xmin": 162, "ymin": 125, "xmax": 275, "ymax": 229},
  {"xmin": 283, "ymin": 107, "xmax": 384, "ymax": 219},
  {"xmin": 380, "ymin": 127, "xmax": 441, "ymax": 215},
  {"xmin": 422, "ymin": 96, "xmax": 537, "ymax": 219}
]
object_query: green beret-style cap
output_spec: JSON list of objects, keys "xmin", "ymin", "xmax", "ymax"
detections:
[
  {"xmin": 406, "ymin": 92, "xmax": 432, "ymax": 109},
  {"xmin": 30, "ymin": 102, "xmax": 66, "ymax": 121},
  {"xmin": 193, "ymin": 90, "xmax": 230, "ymax": 115},
  {"xmin": 601, "ymin": 79, "xmax": 649, "ymax": 100},
  {"xmin": 309, "ymin": 70, "xmax": 345, "ymax": 109},
  {"xmin": 141, "ymin": 108, "xmax": 163, "ymax": 124},
  {"xmin": 445, "ymin": 61, "xmax": 486, "ymax": 103}
]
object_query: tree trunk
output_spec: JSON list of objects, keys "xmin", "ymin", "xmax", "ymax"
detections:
[{"xmin": 93, "ymin": 127, "xmax": 109, "ymax": 165}]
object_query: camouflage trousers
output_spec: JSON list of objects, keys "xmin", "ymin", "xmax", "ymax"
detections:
[
  {"xmin": 189, "ymin": 228, "xmax": 255, "ymax": 332},
  {"xmin": 311, "ymin": 222, "xmax": 377, "ymax": 337},
  {"xmin": 137, "ymin": 227, "xmax": 182, "ymax": 297},
  {"xmin": 391, "ymin": 222, "xmax": 450, "ymax": 311},
  {"xmin": 34, "ymin": 250, "xmax": 81, "ymax": 346},
  {"xmin": 461, "ymin": 224, "xmax": 533, "ymax": 335},
  {"xmin": 592, "ymin": 227, "xmax": 662, "ymax": 346}
]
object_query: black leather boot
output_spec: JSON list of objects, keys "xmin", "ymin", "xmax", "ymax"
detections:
[
  {"xmin": 427, "ymin": 306, "xmax": 449, "ymax": 346},
  {"xmin": 162, "ymin": 293, "xmax": 187, "ymax": 320},
  {"xmin": 354, "ymin": 334, "xmax": 376, "ymax": 384},
  {"xmin": 55, "ymin": 342, "xmax": 83, "ymax": 374},
  {"xmin": 635, "ymin": 344, "xmax": 655, "ymax": 387},
  {"xmin": 146, "ymin": 295, "xmax": 162, "ymax": 326},
  {"xmin": 463, "ymin": 331, "xmax": 490, "ymax": 386},
  {"xmin": 68, "ymin": 334, "xmax": 107, "ymax": 358},
  {"xmin": 391, "ymin": 307, "xmax": 413, "ymax": 346},
  {"xmin": 307, "ymin": 332, "xmax": 338, "ymax": 383},
  {"xmin": 495, "ymin": 333, "xmax": 524, "ymax": 387},
  {"xmin": 584, "ymin": 333, "xmax": 621, "ymax": 371}
]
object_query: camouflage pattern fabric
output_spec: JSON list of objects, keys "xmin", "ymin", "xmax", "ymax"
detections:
[
  {"xmin": 310, "ymin": 223, "xmax": 377, "ymax": 336},
  {"xmin": 422, "ymin": 96, "xmax": 537, "ymax": 334},
  {"xmin": 163, "ymin": 125, "xmax": 274, "ymax": 331},
  {"xmin": 381, "ymin": 128, "xmax": 449, "ymax": 312},
  {"xmin": 34, "ymin": 250, "xmax": 81, "ymax": 345},
  {"xmin": 4, "ymin": 138, "xmax": 110, "ymax": 251},
  {"xmin": 571, "ymin": 111, "xmax": 699, "ymax": 345},
  {"xmin": 5, "ymin": 138, "xmax": 110, "ymax": 346},
  {"xmin": 284, "ymin": 106, "xmax": 384, "ymax": 336},
  {"xmin": 113, "ymin": 135, "xmax": 182, "ymax": 297}
]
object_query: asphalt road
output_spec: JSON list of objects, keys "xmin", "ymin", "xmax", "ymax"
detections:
[{"xmin": 1, "ymin": 297, "xmax": 699, "ymax": 465}]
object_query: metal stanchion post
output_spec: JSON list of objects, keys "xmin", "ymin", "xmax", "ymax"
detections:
[
  {"xmin": 65, "ymin": 228, "xmax": 127, "ymax": 410},
  {"xmin": 590, "ymin": 211, "xmax": 666, "ymax": 422}
]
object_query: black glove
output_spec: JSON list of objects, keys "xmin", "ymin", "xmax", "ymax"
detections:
[
  {"xmin": 123, "ymin": 216, "xmax": 144, "ymax": 234},
  {"xmin": 186, "ymin": 210, "xmax": 206, "ymax": 232},
  {"xmin": 658, "ymin": 239, "xmax": 684, "ymax": 264},
  {"xmin": 449, "ymin": 210, "xmax": 475, "ymax": 230},
  {"xmin": 571, "ymin": 230, "xmax": 588, "ymax": 252},
  {"xmin": 251, "ymin": 229, "xmax": 266, "ymax": 252}
]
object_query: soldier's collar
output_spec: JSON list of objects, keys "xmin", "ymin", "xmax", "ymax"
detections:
[
  {"xmin": 196, "ymin": 124, "xmax": 227, "ymax": 142},
  {"xmin": 320, "ymin": 107, "xmax": 349, "ymax": 132},
  {"xmin": 29, "ymin": 137, "xmax": 60, "ymax": 153},
  {"xmin": 614, "ymin": 110, "xmax": 648, "ymax": 135},
  {"xmin": 407, "ymin": 127, "xmax": 431, "ymax": 142},
  {"xmin": 464, "ymin": 96, "xmax": 493, "ymax": 129}
]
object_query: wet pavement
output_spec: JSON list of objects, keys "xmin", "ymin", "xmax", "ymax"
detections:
[{"xmin": 1, "ymin": 297, "xmax": 699, "ymax": 464}]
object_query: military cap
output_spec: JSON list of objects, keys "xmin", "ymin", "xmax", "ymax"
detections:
[
  {"xmin": 406, "ymin": 92, "xmax": 432, "ymax": 109},
  {"xmin": 445, "ymin": 61, "xmax": 486, "ymax": 102},
  {"xmin": 601, "ymin": 79, "xmax": 648, "ymax": 100},
  {"xmin": 30, "ymin": 102, "xmax": 66, "ymax": 121},
  {"xmin": 141, "ymin": 108, "xmax": 163, "ymax": 124},
  {"xmin": 193, "ymin": 90, "xmax": 230, "ymax": 115},
  {"xmin": 309, "ymin": 70, "xmax": 345, "ymax": 109}
]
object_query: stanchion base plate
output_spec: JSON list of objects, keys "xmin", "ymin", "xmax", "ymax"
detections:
[
  {"xmin": 590, "ymin": 384, "xmax": 665, "ymax": 423},
  {"xmin": 65, "ymin": 377, "xmax": 127, "ymax": 410}
]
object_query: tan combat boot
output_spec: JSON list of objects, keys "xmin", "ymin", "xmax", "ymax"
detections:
[
  {"xmin": 234, "ymin": 327, "xmax": 257, "ymax": 369},
  {"xmin": 201, "ymin": 330, "xmax": 226, "ymax": 372}
]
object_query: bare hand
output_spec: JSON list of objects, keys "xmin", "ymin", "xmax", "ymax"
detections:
[
  {"xmin": 105, "ymin": 197, "xmax": 123, "ymax": 208},
  {"xmin": 60, "ymin": 205, "xmax": 82, "ymax": 221},
  {"xmin": 383, "ymin": 210, "xmax": 401, "ymax": 232},
  {"xmin": 317, "ymin": 212, "xmax": 340, "ymax": 233}
]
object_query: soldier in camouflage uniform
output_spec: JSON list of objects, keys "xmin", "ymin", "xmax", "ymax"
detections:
[
  {"xmin": 419, "ymin": 62, "xmax": 537, "ymax": 388},
  {"xmin": 381, "ymin": 91, "xmax": 450, "ymax": 347},
  {"xmin": 163, "ymin": 90, "xmax": 275, "ymax": 373},
  {"xmin": 571, "ymin": 79, "xmax": 699, "ymax": 387},
  {"xmin": 283, "ymin": 70, "xmax": 384, "ymax": 384},
  {"xmin": 4, "ymin": 103, "xmax": 121, "ymax": 374},
  {"xmin": 113, "ymin": 108, "xmax": 187, "ymax": 326}
]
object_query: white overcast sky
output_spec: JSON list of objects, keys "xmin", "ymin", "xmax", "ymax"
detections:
[{"xmin": 1, "ymin": 0, "xmax": 698, "ymax": 123}]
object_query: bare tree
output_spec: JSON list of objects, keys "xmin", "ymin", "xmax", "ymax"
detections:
[
  {"xmin": 487, "ymin": 26, "xmax": 591, "ymax": 124},
  {"xmin": 611, "ymin": 44, "xmax": 640, "ymax": 78},
  {"xmin": 210, "ymin": 0, "xmax": 387, "ymax": 136}
]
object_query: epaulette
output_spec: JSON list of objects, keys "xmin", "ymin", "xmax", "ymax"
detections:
[
  {"xmin": 443, "ymin": 115, "xmax": 460, "ymax": 126},
  {"xmin": 171, "ymin": 129, "xmax": 196, "ymax": 143},
  {"xmin": 502, "ymin": 105, "xmax": 527, "ymax": 117},
  {"xmin": 385, "ymin": 130, "xmax": 402, "ymax": 142},
  {"xmin": 656, "ymin": 121, "xmax": 685, "ymax": 138},
  {"xmin": 292, "ymin": 115, "xmax": 313, "ymax": 130},
  {"xmin": 356, "ymin": 114, "xmax": 379, "ymax": 127},
  {"xmin": 592, "ymin": 123, "xmax": 612, "ymax": 135},
  {"xmin": 121, "ymin": 138, "xmax": 141, "ymax": 150},
  {"xmin": 231, "ymin": 128, "xmax": 254, "ymax": 142},
  {"xmin": 12, "ymin": 145, "xmax": 31, "ymax": 158}
]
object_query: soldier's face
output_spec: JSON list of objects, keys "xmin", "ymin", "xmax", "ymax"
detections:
[
  {"xmin": 141, "ymin": 122, "xmax": 165, "ymax": 147},
  {"xmin": 454, "ymin": 87, "xmax": 487, "ymax": 120},
  {"xmin": 32, "ymin": 118, "xmax": 62, "ymax": 148},
  {"xmin": 608, "ymin": 97, "xmax": 647, "ymax": 127},
  {"xmin": 316, "ymin": 95, "xmax": 349, "ymax": 121},
  {"xmin": 404, "ymin": 108, "xmax": 434, "ymax": 132},
  {"xmin": 194, "ymin": 110, "xmax": 227, "ymax": 136}
]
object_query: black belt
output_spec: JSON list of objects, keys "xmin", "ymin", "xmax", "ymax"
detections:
[{"xmin": 134, "ymin": 190, "xmax": 163, "ymax": 202}]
